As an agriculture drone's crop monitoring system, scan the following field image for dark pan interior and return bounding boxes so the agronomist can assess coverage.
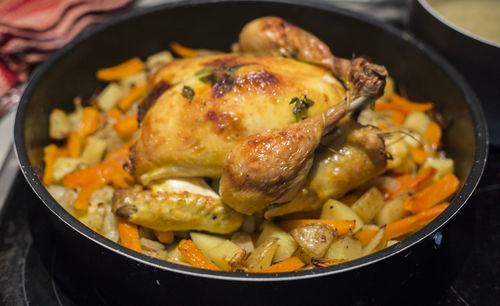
[14,0,487,303]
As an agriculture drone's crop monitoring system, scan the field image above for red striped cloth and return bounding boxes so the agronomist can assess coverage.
[0,0,133,101]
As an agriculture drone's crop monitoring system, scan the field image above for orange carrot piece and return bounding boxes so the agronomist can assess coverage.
[113,114,138,138]
[118,219,143,253]
[403,173,459,213]
[170,42,198,58]
[384,203,449,240]
[65,131,82,158]
[391,94,434,113]
[378,123,390,132]
[278,219,355,235]
[78,107,100,137]
[107,107,122,119]
[409,145,427,165]
[375,94,433,114]
[356,229,378,247]
[178,240,220,271]
[392,110,406,125]
[104,140,134,163]
[42,144,61,185]
[389,167,437,200]
[96,57,145,81]
[426,121,442,150]
[117,81,147,111]
[73,181,103,210]
[63,159,133,189]
[154,230,174,244]
[258,257,305,273]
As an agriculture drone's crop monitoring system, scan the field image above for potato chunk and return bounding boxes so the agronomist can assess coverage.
[325,236,362,260]
[245,238,279,272]
[291,223,336,260]
[321,199,364,233]
[256,221,298,262]
[351,187,385,223]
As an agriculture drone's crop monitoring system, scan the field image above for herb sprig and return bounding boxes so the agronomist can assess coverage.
[182,85,195,103]
[290,95,315,121]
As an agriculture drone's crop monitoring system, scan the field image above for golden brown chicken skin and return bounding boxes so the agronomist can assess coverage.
[131,54,346,184]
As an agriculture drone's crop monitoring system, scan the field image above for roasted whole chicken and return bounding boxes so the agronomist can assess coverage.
[113,17,388,233]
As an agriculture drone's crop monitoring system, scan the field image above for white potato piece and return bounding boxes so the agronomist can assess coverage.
[79,202,106,229]
[49,109,72,139]
[102,205,119,242]
[190,232,225,253]
[245,238,279,272]
[422,157,454,182]
[140,237,166,251]
[374,192,410,226]
[80,136,107,166]
[386,240,399,247]
[120,71,147,90]
[167,247,191,266]
[205,240,246,271]
[231,231,254,253]
[321,199,364,233]
[256,221,298,262]
[190,232,245,271]
[97,82,124,111]
[385,134,415,173]
[351,187,385,223]
[47,185,77,215]
[291,223,336,259]
[146,50,174,69]
[52,157,80,182]
[403,111,431,135]
[325,236,362,260]
[89,185,115,206]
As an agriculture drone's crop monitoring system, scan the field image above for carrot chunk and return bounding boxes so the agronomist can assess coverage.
[113,114,138,138]
[355,229,378,248]
[258,257,304,273]
[97,57,144,81]
[375,94,433,114]
[409,145,427,165]
[426,121,442,150]
[388,167,437,200]
[78,107,100,137]
[118,219,142,253]
[154,230,174,244]
[73,181,102,210]
[278,219,355,235]
[384,203,449,240]
[117,82,147,111]
[178,240,220,271]
[65,131,82,158]
[403,173,459,213]
[42,144,61,185]
[170,42,198,58]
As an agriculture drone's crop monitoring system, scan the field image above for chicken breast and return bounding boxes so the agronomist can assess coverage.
[130,54,346,184]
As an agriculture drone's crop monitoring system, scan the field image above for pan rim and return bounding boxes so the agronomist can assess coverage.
[13,0,488,281]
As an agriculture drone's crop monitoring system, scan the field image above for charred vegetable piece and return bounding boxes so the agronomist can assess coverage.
[256,221,298,262]
[291,223,336,260]
[245,238,279,272]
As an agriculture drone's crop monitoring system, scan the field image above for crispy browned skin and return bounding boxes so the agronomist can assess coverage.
[219,102,349,215]
[112,187,243,234]
[238,17,387,100]
[131,54,346,184]
[307,119,387,200]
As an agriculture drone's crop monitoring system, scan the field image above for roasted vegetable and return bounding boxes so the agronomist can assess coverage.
[245,238,279,272]
[256,221,298,262]
[291,223,336,261]
[320,199,364,233]
[351,187,385,223]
